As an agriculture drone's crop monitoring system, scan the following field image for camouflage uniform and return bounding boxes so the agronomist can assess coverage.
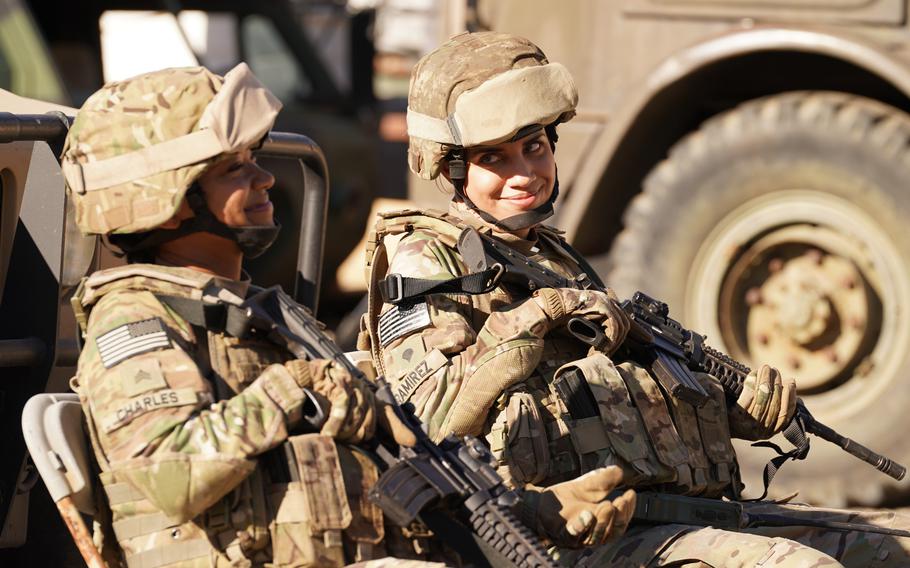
[73,264,432,567]
[362,202,910,567]
[63,65,447,568]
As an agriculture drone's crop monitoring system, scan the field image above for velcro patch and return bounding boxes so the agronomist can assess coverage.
[378,301,431,347]
[101,388,207,433]
[393,348,449,404]
[119,358,167,397]
[96,318,171,368]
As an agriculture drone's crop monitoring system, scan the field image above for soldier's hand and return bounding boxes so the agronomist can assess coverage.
[523,466,635,548]
[284,360,415,446]
[729,364,798,441]
[534,287,631,356]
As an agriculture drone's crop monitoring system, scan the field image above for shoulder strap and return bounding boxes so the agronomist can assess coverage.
[366,210,505,305]
[376,264,503,305]
[537,230,607,289]
[363,209,475,369]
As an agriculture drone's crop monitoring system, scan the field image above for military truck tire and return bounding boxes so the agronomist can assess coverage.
[603,91,910,506]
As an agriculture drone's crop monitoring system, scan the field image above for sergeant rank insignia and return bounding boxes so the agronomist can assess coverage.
[96,318,172,368]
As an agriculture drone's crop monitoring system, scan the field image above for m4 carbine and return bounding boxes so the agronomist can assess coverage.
[216,286,559,568]
[455,227,906,486]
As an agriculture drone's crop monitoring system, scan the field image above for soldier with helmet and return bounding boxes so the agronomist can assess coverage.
[63,62,636,567]
[362,31,910,566]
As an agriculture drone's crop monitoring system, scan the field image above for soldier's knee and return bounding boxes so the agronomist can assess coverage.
[655,527,845,568]
[752,537,843,568]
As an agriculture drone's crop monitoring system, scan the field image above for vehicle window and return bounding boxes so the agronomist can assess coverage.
[241,14,311,102]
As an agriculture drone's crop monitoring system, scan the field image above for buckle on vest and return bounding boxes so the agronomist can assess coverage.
[383,273,404,304]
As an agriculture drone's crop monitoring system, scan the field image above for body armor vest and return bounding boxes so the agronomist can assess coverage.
[365,210,741,498]
[73,265,387,567]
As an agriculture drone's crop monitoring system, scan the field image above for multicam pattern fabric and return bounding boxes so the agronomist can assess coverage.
[406,32,575,181]
[63,67,222,234]
[74,264,445,567]
[566,501,910,568]
[366,203,910,567]
[62,64,281,236]
[368,202,726,490]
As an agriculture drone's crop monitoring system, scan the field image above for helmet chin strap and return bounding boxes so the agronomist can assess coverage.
[448,125,560,232]
[110,184,281,260]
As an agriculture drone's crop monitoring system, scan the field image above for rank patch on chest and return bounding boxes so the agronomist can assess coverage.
[378,301,431,347]
[96,318,172,368]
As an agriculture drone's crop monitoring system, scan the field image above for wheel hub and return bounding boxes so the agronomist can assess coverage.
[728,231,872,390]
[687,190,909,421]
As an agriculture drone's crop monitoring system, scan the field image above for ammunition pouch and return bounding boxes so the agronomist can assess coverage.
[552,354,680,486]
[489,353,740,496]
[268,434,350,567]
[269,434,388,567]
[488,391,552,486]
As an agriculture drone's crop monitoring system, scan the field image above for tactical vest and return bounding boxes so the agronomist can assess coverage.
[364,210,742,498]
[72,265,387,567]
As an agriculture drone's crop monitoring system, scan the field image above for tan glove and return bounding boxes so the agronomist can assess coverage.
[534,287,631,356]
[728,364,798,441]
[284,359,416,446]
[521,466,636,548]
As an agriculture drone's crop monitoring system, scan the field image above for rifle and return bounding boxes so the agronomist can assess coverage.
[623,491,910,538]
[216,286,560,568]
[455,228,907,487]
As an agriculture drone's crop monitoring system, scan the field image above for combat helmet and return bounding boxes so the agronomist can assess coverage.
[407,31,578,230]
[61,63,283,258]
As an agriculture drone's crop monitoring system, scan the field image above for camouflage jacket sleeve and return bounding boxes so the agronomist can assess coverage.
[77,288,313,522]
[378,230,551,441]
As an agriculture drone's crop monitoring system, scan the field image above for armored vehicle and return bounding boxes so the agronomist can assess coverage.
[418,0,910,507]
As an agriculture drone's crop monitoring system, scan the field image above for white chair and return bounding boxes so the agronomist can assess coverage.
[21,393,106,568]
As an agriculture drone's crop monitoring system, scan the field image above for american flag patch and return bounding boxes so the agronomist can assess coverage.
[378,301,431,347]
[96,318,171,368]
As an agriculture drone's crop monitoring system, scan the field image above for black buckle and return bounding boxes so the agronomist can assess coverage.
[383,273,404,304]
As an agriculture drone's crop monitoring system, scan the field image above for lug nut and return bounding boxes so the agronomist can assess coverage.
[825,348,839,364]
[789,356,802,370]
[757,333,770,346]
[769,258,784,273]
[842,277,857,290]
[746,287,763,306]
[805,249,824,265]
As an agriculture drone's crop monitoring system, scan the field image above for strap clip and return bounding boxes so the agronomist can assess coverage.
[383,273,404,304]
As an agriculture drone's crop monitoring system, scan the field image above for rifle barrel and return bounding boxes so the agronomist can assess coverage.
[799,406,906,481]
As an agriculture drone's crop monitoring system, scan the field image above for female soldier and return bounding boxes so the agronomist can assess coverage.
[363,31,910,566]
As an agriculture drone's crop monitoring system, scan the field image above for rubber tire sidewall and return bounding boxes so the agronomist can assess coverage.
[601,92,910,506]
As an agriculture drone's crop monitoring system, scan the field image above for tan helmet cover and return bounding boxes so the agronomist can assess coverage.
[407,32,578,180]
[62,63,282,235]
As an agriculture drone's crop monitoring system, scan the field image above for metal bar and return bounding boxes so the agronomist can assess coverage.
[0,338,46,368]
[260,132,329,315]
[0,113,71,156]
[0,114,330,313]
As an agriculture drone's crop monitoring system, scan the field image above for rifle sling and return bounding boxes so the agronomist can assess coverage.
[378,267,502,305]
[156,294,254,339]
[748,416,811,501]
[629,491,910,538]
